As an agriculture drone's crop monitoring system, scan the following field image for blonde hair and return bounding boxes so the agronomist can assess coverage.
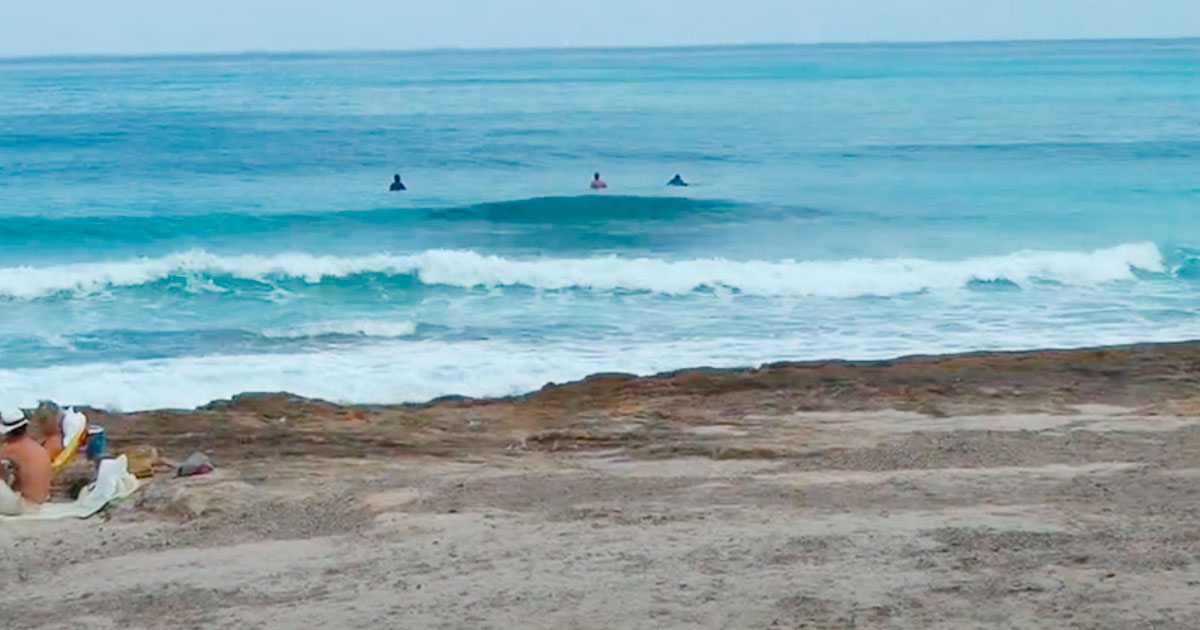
[31,400,62,435]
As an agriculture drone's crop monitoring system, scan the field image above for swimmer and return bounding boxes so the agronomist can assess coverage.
[667,174,688,187]
[0,408,51,514]
[590,172,608,190]
[389,174,406,192]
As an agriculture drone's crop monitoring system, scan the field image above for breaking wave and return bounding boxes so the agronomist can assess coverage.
[0,241,1167,301]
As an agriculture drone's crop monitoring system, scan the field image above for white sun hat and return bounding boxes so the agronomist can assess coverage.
[0,408,28,435]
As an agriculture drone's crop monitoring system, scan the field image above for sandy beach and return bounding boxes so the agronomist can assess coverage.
[5,341,1200,629]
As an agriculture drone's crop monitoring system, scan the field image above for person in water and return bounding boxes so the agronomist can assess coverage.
[0,408,51,515]
[591,172,608,190]
[389,174,406,191]
[667,174,688,187]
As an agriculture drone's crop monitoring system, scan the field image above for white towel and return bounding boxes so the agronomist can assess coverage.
[60,407,87,449]
[0,481,27,516]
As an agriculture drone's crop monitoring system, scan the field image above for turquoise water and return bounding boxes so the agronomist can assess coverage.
[1,39,1198,410]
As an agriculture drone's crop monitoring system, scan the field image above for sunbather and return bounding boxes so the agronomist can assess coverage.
[0,409,51,515]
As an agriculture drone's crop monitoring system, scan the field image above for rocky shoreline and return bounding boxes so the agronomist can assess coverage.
[5,340,1200,629]
[89,340,1200,462]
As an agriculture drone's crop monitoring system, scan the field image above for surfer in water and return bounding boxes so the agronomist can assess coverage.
[591,172,608,190]
[667,174,688,187]
[389,174,406,191]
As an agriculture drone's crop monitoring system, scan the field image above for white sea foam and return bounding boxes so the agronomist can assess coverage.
[259,320,418,339]
[0,242,1166,300]
[4,318,1199,412]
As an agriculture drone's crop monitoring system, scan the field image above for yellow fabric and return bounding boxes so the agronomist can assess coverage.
[50,429,85,472]
[50,410,88,472]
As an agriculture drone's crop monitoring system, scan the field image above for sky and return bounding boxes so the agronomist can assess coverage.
[1,0,1198,57]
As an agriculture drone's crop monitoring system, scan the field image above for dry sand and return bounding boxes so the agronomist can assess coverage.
[5,342,1200,629]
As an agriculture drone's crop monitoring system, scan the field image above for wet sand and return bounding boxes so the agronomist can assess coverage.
[5,341,1200,629]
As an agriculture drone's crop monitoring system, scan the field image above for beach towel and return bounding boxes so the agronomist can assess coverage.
[0,455,140,521]
[0,480,30,516]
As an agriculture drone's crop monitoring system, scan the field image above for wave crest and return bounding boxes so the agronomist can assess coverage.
[0,242,1166,300]
[0,196,760,245]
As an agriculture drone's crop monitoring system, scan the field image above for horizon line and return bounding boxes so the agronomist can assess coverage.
[1,34,1197,64]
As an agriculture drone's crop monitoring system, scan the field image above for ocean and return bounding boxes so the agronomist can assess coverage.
[1,39,1198,411]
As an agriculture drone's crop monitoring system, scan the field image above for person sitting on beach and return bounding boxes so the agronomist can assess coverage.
[389,174,406,192]
[590,172,608,190]
[667,174,688,187]
[0,408,51,515]
[32,400,87,464]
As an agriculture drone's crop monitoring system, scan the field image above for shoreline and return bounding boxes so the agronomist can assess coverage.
[89,339,1200,463]
[8,338,1200,628]
[107,337,1200,412]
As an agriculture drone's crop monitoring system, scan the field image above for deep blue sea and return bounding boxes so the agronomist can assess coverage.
[1,40,1198,410]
